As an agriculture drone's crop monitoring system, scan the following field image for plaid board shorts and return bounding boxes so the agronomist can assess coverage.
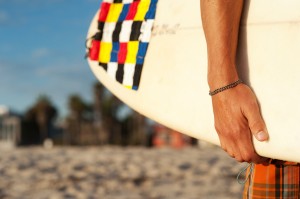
[243,162,300,199]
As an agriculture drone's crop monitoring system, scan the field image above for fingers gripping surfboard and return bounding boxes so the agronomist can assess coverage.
[86,0,300,162]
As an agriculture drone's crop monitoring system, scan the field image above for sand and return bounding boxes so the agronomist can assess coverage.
[0,145,247,199]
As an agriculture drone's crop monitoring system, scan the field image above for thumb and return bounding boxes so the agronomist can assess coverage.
[244,104,269,142]
[253,130,269,142]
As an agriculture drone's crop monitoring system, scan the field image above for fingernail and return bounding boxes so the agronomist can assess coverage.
[257,131,269,141]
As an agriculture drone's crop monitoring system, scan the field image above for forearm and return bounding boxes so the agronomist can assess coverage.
[200,0,269,163]
[200,0,244,90]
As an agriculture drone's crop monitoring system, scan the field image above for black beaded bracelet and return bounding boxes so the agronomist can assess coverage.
[209,79,243,96]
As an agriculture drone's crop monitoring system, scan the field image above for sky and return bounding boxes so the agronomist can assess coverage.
[0,0,103,117]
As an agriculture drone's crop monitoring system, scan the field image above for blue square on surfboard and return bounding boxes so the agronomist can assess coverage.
[145,0,158,19]
[118,4,130,22]
[110,42,120,62]
[132,86,138,90]
[136,42,148,65]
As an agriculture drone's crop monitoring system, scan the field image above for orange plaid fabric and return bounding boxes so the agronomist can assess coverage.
[243,162,300,199]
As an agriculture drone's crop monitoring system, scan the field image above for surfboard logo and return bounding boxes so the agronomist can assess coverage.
[86,0,158,90]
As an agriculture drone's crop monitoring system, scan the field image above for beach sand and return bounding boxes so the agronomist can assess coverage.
[0,145,247,199]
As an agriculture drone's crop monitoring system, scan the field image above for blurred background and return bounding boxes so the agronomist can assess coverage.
[0,1,245,198]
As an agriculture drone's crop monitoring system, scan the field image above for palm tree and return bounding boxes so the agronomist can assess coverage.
[93,82,109,144]
[66,94,88,145]
[68,94,87,120]
[131,111,146,145]
[92,82,147,145]
[25,95,57,143]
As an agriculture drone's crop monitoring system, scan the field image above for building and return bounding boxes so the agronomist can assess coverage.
[0,106,22,147]
[152,124,197,148]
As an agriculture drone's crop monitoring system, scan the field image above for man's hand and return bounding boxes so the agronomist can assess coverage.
[211,83,269,163]
[200,0,270,163]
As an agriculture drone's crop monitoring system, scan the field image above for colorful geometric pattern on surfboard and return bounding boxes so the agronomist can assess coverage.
[87,0,158,90]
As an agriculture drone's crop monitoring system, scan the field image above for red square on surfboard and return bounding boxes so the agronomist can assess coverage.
[98,3,111,22]
[118,43,128,64]
[89,40,100,61]
[126,1,140,20]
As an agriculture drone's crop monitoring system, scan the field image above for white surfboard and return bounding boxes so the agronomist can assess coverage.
[86,0,300,162]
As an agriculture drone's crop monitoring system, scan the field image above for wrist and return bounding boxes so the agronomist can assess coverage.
[208,70,239,91]
[206,57,239,89]
[209,79,243,96]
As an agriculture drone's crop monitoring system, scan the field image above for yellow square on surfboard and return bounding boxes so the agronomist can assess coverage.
[99,42,112,63]
[106,3,123,22]
[125,41,139,64]
[134,1,151,21]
